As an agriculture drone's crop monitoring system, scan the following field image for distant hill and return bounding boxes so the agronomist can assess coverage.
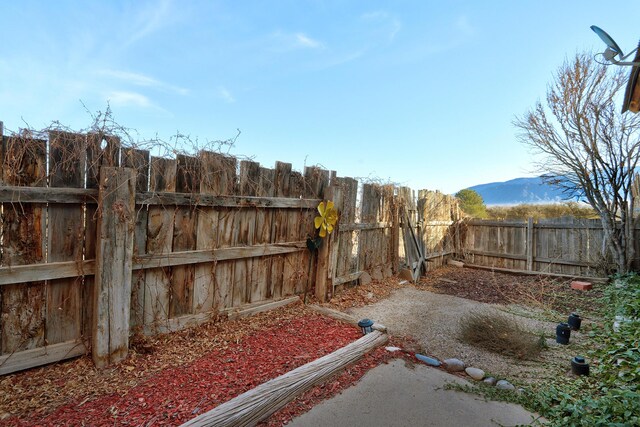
[465,177,573,206]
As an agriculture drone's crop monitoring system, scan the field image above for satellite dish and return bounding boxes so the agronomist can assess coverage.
[591,25,623,58]
[591,25,640,66]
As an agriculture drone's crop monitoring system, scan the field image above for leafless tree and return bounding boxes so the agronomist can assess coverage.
[514,52,640,274]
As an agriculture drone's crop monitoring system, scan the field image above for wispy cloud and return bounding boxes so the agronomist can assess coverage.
[98,69,188,95]
[361,10,402,42]
[218,86,235,103]
[107,91,154,108]
[361,10,388,20]
[295,33,324,49]
[126,0,174,46]
[269,31,325,52]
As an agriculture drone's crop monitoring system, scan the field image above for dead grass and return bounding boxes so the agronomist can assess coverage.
[458,311,546,360]
[420,266,604,316]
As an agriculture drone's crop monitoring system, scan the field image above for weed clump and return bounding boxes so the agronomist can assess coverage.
[458,311,546,360]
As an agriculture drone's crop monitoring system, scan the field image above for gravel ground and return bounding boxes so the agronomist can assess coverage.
[346,287,587,380]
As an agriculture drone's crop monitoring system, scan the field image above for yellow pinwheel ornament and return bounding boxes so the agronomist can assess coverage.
[314,201,338,238]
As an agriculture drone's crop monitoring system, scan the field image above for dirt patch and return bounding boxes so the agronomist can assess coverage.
[418,267,603,315]
[336,267,604,382]
[319,276,412,310]
[320,267,603,317]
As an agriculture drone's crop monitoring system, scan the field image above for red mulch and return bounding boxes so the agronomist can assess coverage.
[1,314,369,426]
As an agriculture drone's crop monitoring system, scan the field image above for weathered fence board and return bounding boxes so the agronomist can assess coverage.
[334,177,358,285]
[46,131,85,346]
[211,153,238,311]
[270,161,291,299]
[251,166,275,302]
[170,155,199,317]
[192,155,217,314]
[0,136,47,354]
[124,148,150,328]
[143,157,176,330]
[92,167,136,367]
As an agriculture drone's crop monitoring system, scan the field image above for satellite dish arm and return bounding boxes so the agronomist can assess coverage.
[608,48,640,66]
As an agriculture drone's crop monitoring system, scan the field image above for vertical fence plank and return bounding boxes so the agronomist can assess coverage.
[283,171,304,295]
[359,184,374,272]
[170,154,199,317]
[270,162,291,299]
[92,167,135,367]
[143,157,176,330]
[46,131,86,346]
[303,167,329,295]
[335,178,358,283]
[239,160,260,303]
[526,217,534,271]
[327,180,343,296]
[192,152,219,314]
[203,152,237,310]
[255,167,275,301]
[315,184,334,302]
[390,186,400,274]
[0,136,47,354]
[123,148,150,328]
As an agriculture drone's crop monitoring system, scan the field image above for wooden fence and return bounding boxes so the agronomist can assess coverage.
[7,123,626,375]
[0,125,414,374]
[458,217,625,277]
[329,182,398,292]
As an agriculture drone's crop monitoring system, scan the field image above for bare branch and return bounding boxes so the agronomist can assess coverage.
[514,52,640,273]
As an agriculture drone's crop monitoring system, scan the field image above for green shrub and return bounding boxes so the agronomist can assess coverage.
[525,274,640,426]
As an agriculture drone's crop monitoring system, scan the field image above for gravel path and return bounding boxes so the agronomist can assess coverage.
[346,287,583,379]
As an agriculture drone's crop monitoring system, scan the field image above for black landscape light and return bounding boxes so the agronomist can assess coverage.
[568,313,582,331]
[357,318,374,335]
[571,356,590,376]
[556,322,571,345]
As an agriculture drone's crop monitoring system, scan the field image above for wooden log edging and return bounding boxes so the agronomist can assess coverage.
[462,263,608,284]
[181,330,388,427]
[306,305,387,333]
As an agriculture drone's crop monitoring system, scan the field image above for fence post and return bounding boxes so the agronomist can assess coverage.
[327,181,343,298]
[391,187,400,274]
[92,166,136,368]
[526,217,534,271]
[315,185,336,302]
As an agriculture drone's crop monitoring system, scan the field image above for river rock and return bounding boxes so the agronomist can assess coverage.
[384,265,393,278]
[415,354,441,367]
[443,358,465,372]
[359,271,372,285]
[483,377,497,386]
[464,367,485,380]
[496,380,515,390]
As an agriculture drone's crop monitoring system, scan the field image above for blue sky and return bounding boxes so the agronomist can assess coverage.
[2,1,640,194]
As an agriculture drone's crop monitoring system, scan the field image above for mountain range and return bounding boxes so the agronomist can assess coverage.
[465,176,574,206]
